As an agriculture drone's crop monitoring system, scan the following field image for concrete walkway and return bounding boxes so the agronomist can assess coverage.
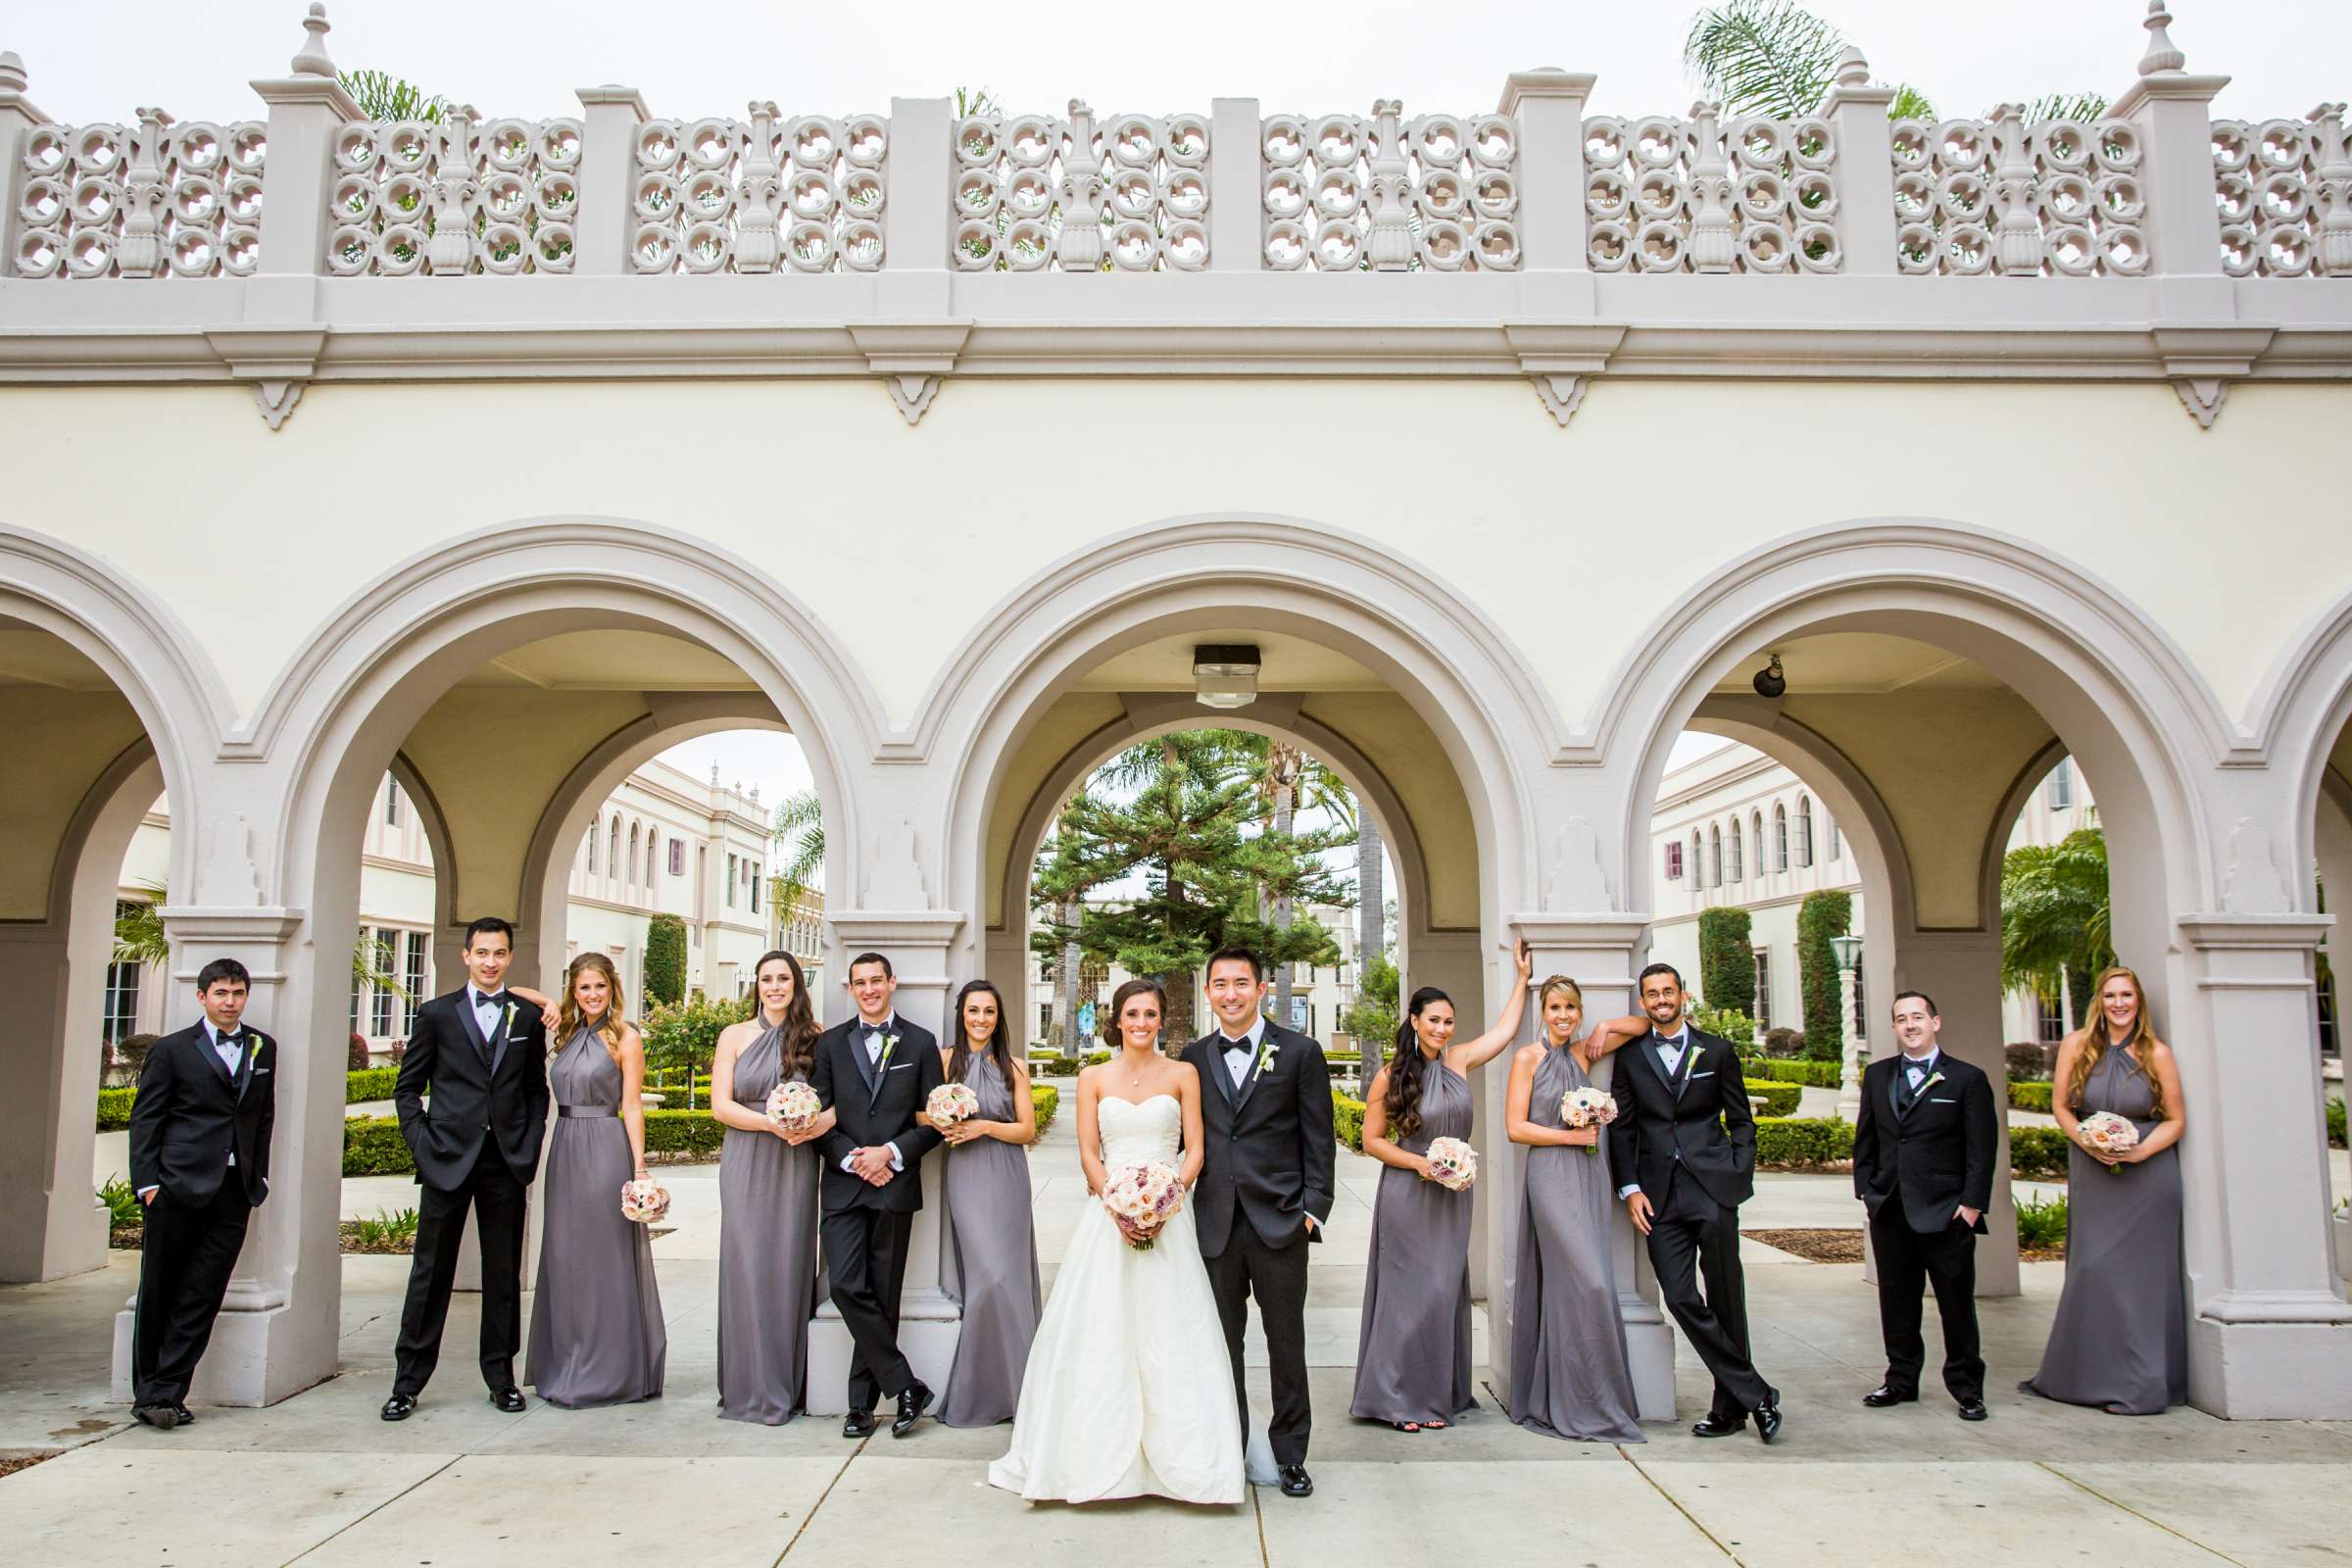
[13,1112,2351,1567]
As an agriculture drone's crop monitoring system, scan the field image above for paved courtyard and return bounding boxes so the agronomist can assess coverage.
[8,1111,2350,1567]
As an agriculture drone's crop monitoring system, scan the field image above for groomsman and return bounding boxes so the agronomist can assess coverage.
[1608,963,1783,1443]
[127,959,276,1429]
[1853,991,1997,1420]
[382,917,550,1420]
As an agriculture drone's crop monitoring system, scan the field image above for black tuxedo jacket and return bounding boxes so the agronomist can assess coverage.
[811,1015,945,1214]
[128,1023,275,1205]
[393,988,550,1190]
[1853,1052,1997,1235]
[1181,1021,1338,1256]
[1605,1025,1756,1210]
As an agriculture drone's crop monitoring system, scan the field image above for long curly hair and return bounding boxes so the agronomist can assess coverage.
[948,978,1015,1087]
[751,949,821,1084]
[556,952,626,1066]
[2067,963,2167,1120]
[1384,986,1451,1143]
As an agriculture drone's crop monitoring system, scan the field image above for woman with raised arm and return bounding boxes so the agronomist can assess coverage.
[1501,975,1651,1441]
[1349,940,1533,1433]
[928,979,1043,1427]
[522,953,666,1408]
[711,950,833,1424]
[2022,964,2188,1415]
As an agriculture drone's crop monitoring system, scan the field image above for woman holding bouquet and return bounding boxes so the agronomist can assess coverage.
[1500,976,1651,1441]
[926,979,1042,1427]
[2022,964,2188,1415]
[1350,941,1533,1432]
[710,949,832,1424]
[524,953,666,1408]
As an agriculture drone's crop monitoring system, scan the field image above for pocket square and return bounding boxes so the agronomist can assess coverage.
[886,1061,912,1071]
[1929,1096,1954,1102]
[254,1067,271,1075]
[1689,1070,1715,1079]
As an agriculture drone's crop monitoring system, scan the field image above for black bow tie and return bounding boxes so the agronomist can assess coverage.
[1904,1059,1933,1076]
[216,1032,242,1047]
[1221,1037,1252,1052]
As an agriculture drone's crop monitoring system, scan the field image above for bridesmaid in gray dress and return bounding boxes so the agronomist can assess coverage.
[711,949,834,1424]
[925,980,1042,1427]
[525,953,665,1408]
[1501,975,1651,1442]
[1351,944,1531,1431]
[2023,964,2189,1415]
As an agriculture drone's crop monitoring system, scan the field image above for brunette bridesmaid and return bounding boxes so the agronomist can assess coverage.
[710,949,833,1424]
[1501,976,1650,1441]
[1350,940,1532,1432]
[925,979,1043,1427]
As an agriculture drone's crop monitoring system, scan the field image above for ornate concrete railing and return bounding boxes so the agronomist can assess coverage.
[15,104,266,279]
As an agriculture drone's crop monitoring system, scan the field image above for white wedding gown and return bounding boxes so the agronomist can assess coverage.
[988,1094,1245,1504]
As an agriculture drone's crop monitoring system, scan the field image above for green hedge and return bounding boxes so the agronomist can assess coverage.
[1754,1116,1856,1167]
[96,1087,135,1131]
[1744,1080,1802,1117]
[1031,1084,1059,1135]
[1741,1058,1840,1088]
[1795,890,1851,1060]
[2328,1098,2346,1149]
[102,1067,402,1130]
[2009,1080,2055,1113]
[1334,1094,1365,1153]
[342,1116,413,1176]
[2010,1125,2071,1180]
[1697,906,1755,1020]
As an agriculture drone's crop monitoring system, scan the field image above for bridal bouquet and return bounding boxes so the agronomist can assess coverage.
[619,1177,671,1224]
[1559,1086,1618,1155]
[2077,1110,2140,1173]
[767,1080,821,1132]
[926,1082,981,1128]
[1424,1136,1478,1192]
[1102,1161,1184,1250]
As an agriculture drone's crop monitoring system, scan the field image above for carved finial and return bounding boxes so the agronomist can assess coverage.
[1067,98,1092,122]
[2138,1,2185,76]
[710,761,720,784]
[0,52,27,96]
[291,3,335,77]
[1371,97,1402,119]
[1833,47,1869,88]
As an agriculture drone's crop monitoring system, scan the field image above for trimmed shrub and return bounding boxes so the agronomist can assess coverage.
[1741,1058,1840,1088]
[1760,1027,1806,1059]
[2008,1080,2054,1113]
[1753,1116,1856,1168]
[643,995,753,1082]
[96,1087,136,1131]
[643,913,688,1007]
[1795,890,1851,1060]
[347,1067,398,1102]
[342,1116,414,1176]
[1696,906,1755,1020]
[2009,1125,2071,1180]
[348,1032,372,1071]
[1031,1084,1059,1135]
[1743,1079,1802,1117]
[1333,1094,1366,1153]
[2006,1041,2054,1082]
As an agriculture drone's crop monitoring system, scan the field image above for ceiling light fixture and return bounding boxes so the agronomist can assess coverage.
[1193,643,1261,710]
[1752,653,1787,699]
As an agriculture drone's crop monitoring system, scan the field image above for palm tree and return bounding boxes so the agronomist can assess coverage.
[2000,827,2112,1022]
[769,788,825,911]
[338,70,454,124]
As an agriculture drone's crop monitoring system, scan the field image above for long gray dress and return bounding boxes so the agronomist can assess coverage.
[2022,1045,2187,1414]
[1504,1044,1644,1442]
[716,1025,823,1424]
[1350,1055,1476,1426]
[525,1020,666,1408]
[938,1053,1044,1427]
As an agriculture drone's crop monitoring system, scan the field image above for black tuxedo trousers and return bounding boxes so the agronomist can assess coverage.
[132,1183,252,1406]
[1649,1166,1772,1421]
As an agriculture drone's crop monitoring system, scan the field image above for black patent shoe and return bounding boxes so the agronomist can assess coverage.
[1862,1386,1917,1408]
[1753,1396,1785,1445]
[842,1409,875,1440]
[1690,1413,1745,1438]
[892,1381,933,1438]
[379,1394,417,1422]
[1278,1465,1313,1497]
[172,1403,195,1426]
[1957,1397,1989,1422]
[489,1386,526,1413]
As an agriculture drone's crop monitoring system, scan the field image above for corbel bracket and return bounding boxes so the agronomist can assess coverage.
[203,325,328,430]
[2152,324,2275,430]
[848,321,974,426]
[1503,321,1626,427]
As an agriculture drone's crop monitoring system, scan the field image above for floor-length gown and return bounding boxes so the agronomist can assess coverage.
[715,1025,823,1424]
[989,1094,1244,1503]
[1350,1057,1476,1426]
[939,1054,1043,1428]
[524,1021,666,1408]
[2022,1046,2187,1414]
[1503,1044,1643,1442]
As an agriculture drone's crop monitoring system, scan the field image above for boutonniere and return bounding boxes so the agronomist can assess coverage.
[1920,1069,1945,1094]
[502,1002,517,1035]
[1254,1036,1280,1075]
[877,1034,900,1070]
[247,1036,266,1065]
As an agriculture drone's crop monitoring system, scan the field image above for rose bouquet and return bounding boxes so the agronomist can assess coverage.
[1560,1086,1619,1155]
[619,1177,671,1224]
[1102,1160,1185,1250]
[766,1080,821,1132]
[1424,1136,1478,1191]
[926,1082,981,1129]
[2077,1110,2140,1174]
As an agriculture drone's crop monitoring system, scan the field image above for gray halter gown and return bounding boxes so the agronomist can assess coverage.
[1503,1043,1643,1441]
[716,1024,824,1424]
[524,1019,666,1408]
[2022,1044,2187,1414]
[1350,1055,1476,1426]
[937,1052,1044,1427]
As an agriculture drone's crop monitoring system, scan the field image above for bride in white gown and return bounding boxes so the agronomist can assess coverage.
[989,979,1245,1505]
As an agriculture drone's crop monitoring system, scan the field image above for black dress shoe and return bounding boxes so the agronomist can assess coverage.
[489,1386,526,1413]
[379,1394,417,1422]
[1753,1397,1785,1446]
[892,1381,933,1438]
[1862,1386,1918,1408]
[1277,1465,1313,1498]
[133,1402,178,1431]
[842,1409,875,1440]
[1957,1396,1989,1422]
[1690,1413,1745,1438]
[173,1403,195,1426]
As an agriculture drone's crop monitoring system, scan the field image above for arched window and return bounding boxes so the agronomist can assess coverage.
[1829,817,1842,861]
[1750,811,1764,874]
[1709,824,1723,887]
[1728,817,1743,882]
[1795,795,1814,866]
[1690,833,1704,889]
[586,818,599,874]
[1773,803,1789,872]
[608,817,621,882]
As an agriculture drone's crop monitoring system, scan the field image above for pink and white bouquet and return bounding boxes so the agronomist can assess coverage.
[2077,1110,2140,1174]
[926,1082,981,1129]
[1424,1136,1478,1192]
[766,1080,821,1132]
[1560,1086,1619,1155]
[1102,1161,1185,1250]
[619,1177,671,1224]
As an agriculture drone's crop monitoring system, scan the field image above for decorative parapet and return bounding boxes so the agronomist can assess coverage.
[629,108,885,273]
[951,103,1207,271]
[326,108,580,274]
[1260,103,1520,270]
[1583,106,1838,272]
[1890,114,2148,276]
[15,108,266,278]
[2215,108,2352,278]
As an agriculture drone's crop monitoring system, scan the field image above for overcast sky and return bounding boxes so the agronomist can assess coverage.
[12,1,2341,127]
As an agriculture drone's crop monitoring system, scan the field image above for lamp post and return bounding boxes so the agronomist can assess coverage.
[1830,933,1864,1121]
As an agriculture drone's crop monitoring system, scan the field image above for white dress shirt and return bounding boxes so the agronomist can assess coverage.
[136,1020,246,1200]
[843,1014,906,1174]
[468,984,505,1039]
[1215,1015,1267,1091]
[1619,1025,1693,1200]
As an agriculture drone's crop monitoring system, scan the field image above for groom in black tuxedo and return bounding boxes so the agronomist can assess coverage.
[1182,946,1337,1499]
[382,916,550,1420]
[1854,990,1997,1420]
[811,951,945,1439]
[127,958,275,1429]
[1608,962,1783,1444]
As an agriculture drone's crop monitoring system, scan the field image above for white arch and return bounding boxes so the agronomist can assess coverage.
[2252,586,2352,906]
